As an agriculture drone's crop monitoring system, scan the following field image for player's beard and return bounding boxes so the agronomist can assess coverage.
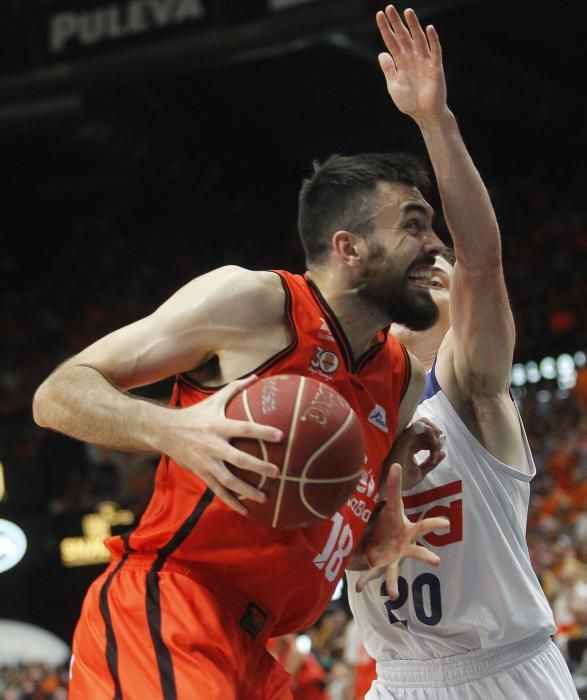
[357,245,439,331]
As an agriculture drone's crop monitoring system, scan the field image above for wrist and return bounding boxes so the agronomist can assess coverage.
[137,399,174,454]
[414,107,456,133]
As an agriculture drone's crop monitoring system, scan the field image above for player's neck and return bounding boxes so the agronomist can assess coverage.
[391,323,448,373]
[307,270,387,360]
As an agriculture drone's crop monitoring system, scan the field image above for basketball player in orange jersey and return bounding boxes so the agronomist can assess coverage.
[346,6,578,699]
[32,43,451,700]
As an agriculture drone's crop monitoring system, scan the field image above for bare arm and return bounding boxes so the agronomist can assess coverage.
[33,266,286,512]
[395,350,424,436]
[377,7,524,467]
[377,6,514,395]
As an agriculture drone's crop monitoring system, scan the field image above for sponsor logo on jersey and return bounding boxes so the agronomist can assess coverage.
[368,404,388,433]
[239,602,268,638]
[318,317,335,343]
[308,345,340,380]
[347,469,376,522]
[403,480,463,546]
[355,469,377,499]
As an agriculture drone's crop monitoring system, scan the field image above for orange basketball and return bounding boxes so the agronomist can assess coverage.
[225,374,365,528]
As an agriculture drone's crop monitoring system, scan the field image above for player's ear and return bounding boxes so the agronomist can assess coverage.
[332,230,365,268]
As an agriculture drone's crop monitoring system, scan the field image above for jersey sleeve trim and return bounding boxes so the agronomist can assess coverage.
[420,357,442,403]
[176,272,298,392]
[430,391,536,482]
[399,343,412,402]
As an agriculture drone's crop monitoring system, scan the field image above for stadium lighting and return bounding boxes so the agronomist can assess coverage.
[0,519,27,574]
[510,351,583,388]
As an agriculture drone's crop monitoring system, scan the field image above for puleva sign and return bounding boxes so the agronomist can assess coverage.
[48,0,205,54]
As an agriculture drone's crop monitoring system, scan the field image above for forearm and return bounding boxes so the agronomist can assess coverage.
[33,364,169,452]
[418,110,502,269]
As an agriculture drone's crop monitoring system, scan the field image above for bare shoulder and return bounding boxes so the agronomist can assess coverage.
[156,265,286,329]
[59,266,288,390]
[435,329,529,471]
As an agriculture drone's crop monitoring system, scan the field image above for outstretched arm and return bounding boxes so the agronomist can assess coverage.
[376,7,524,467]
[33,266,285,513]
[376,6,515,395]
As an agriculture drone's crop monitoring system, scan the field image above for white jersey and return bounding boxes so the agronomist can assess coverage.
[347,367,556,662]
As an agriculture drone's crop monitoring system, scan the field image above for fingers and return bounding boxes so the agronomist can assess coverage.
[356,564,385,593]
[427,25,442,66]
[378,52,397,79]
[193,457,269,504]
[224,444,279,479]
[412,417,443,443]
[413,416,442,436]
[414,515,450,539]
[417,449,446,478]
[377,5,434,58]
[384,559,401,599]
[376,11,401,58]
[202,473,249,516]
[216,374,259,407]
[385,462,404,518]
[411,419,445,472]
[217,376,284,444]
[403,8,430,56]
[387,461,403,496]
[354,561,402,600]
[222,417,283,444]
[384,5,412,51]
[403,543,441,567]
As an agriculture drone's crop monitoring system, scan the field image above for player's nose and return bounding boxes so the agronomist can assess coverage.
[423,229,445,257]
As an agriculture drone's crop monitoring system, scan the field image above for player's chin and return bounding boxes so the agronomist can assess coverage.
[402,297,439,332]
[404,280,434,306]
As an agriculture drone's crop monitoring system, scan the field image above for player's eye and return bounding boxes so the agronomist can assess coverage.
[406,219,423,232]
[429,280,443,288]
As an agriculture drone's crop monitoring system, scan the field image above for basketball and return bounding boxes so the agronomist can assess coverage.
[225,374,365,528]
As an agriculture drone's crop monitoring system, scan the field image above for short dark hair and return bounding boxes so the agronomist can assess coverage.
[298,152,431,265]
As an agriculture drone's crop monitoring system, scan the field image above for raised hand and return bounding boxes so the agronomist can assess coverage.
[376,5,447,123]
[159,374,283,515]
[355,463,448,598]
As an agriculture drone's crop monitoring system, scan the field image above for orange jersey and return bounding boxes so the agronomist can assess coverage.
[107,271,410,636]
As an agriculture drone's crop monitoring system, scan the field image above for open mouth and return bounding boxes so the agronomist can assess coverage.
[406,265,433,289]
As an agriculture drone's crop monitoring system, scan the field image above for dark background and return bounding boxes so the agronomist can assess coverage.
[0,0,585,646]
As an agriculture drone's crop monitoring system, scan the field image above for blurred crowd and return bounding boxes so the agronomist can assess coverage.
[0,663,68,700]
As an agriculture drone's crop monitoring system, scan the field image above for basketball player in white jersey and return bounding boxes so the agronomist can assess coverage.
[346,6,579,699]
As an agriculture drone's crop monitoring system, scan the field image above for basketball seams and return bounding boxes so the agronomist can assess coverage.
[272,376,306,528]
[225,374,365,528]
[281,473,362,484]
[298,408,362,519]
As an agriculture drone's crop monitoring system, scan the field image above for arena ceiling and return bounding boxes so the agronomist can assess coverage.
[0,0,584,207]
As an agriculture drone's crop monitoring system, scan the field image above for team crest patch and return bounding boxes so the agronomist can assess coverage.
[309,345,339,380]
[240,602,268,638]
[368,404,388,433]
